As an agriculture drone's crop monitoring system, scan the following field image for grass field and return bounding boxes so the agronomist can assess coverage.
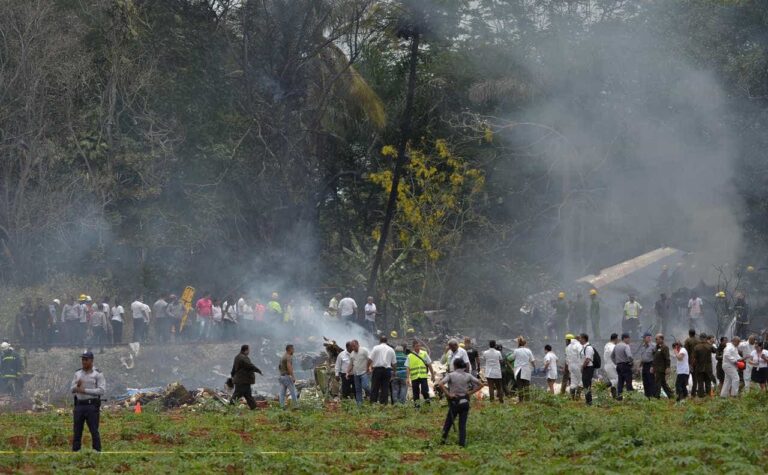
[0,388,767,474]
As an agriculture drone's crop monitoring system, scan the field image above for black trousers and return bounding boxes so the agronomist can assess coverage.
[654,370,674,399]
[370,367,390,404]
[442,399,470,447]
[230,384,256,409]
[617,362,633,398]
[412,378,430,403]
[487,378,504,402]
[642,362,655,398]
[340,374,355,399]
[582,366,595,405]
[133,319,146,342]
[515,373,530,402]
[72,403,101,451]
[112,320,123,343]
[676,374,689,401]
[694,372,711,398]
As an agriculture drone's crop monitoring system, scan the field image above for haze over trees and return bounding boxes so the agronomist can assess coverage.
[1,0,767,328]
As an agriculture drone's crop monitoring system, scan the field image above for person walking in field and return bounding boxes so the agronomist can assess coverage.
[230,344,262,410]
[347,340,371,406]
[565,333,583,399]
[612,333,634,399]
[622,295,642,339]
[750,341,768,391]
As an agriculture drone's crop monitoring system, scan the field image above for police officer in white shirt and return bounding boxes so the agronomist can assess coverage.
[71,351,106,451]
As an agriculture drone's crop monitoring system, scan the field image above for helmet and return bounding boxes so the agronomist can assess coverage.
[390,331,398,338]
[558,292,566,299]
[715,291,726,299]
[589,289,598,296]
[747,266,755,273]
[0,342,9,351]
[271,292,279,299]
[86,295,92,302]
[736,360,746,370]
[407,328,415,334]
[459,343,465,348]
[53,299,61,305]
[565,333,575,340]
[78,294,87,301]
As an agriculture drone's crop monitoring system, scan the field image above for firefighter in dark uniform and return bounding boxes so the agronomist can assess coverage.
[71,351,105,452]
[0,342,22,395]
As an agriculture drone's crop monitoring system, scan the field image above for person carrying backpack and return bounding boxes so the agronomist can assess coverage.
[580,333,599,406]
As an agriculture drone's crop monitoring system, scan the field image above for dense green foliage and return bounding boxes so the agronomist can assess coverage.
[2,0,767,328]
[1,391,767,472]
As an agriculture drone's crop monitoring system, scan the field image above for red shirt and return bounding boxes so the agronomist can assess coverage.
[195,298,212,318]
[254,304,266,322]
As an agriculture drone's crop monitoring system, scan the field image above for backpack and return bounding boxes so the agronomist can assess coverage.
[589,344,602,369]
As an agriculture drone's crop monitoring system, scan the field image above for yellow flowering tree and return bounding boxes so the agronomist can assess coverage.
[369,139,485,286]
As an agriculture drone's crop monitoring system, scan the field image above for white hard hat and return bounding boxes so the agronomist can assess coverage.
[53,299,61,305]
[0,342,10,351]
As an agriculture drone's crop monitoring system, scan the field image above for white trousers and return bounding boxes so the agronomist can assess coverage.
[603,363,619,387]
[568,364,583,391]
[720,365,739,397]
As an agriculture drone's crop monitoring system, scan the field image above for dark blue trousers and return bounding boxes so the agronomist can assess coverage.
[73,403,101,451]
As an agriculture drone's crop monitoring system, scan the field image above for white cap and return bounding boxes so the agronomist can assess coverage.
[0,342,10,351]
[53,299,61,305]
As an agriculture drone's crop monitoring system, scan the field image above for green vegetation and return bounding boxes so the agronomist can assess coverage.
[1,390,767,473]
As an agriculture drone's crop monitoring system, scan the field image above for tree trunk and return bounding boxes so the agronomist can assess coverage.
[367,32,420,296]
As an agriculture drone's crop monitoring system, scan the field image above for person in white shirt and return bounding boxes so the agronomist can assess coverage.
[446,340,471,373]
[369,336,396,404]
[623,295,643,339]
[327,293,341,318]
[749,340,768,391]
[364,297,377,334]
[603,333,619,398]
[673,341,690,401]
[738,335,756,391]
[130,299,151,343]
[346,340,371,405]
[513,336,535,401]
[579,333,596,405]
[335,342,355,399]
[110,300,125,344]
[687,292,703,332]
[543,344,558,394]
[565,333,584,398]
[338,293,358,321]
[721,337,744,398]
[483,340,504,402]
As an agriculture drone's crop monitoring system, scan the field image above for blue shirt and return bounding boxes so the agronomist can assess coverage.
[395,351,408,379]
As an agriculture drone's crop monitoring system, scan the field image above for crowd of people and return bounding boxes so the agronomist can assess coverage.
[525,286,757,345]
[10,290,376,348]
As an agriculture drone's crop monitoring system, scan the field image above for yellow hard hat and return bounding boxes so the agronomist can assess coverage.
[589,289,598,296]
[78,294,87,301]
[565,333,575,340]
[390,331,398,338]
[459,343,465,348]
[715,291,726,298]
[747,265,755,273]
[407,328,415,334]
[558,292,566,299]
[271,292,279,299]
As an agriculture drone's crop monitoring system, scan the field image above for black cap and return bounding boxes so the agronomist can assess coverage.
[81,351,94,359]
[621,333,630,339]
